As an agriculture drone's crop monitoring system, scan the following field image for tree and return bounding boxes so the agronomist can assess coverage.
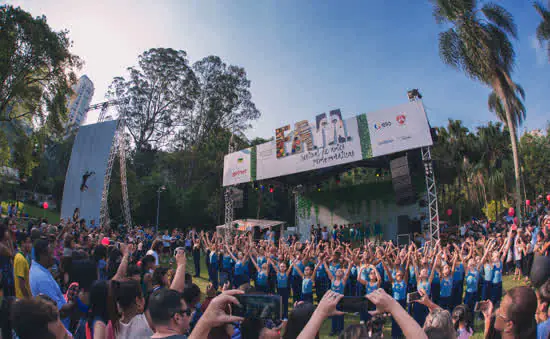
[488,83,526,134]
[108,48,199,151]
[176,56,261,150]
[431,0,524,222]
[0,5,81,124]
[534,1,550,62]
[0,129,10,167]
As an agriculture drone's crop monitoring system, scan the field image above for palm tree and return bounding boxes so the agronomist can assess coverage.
[534,1,550,61]
[488,83,526,135]
[431,0,524,222]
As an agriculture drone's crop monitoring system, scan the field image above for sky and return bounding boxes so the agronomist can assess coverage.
[7,0,550,139]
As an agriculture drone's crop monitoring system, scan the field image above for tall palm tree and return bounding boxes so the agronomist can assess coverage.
[488,82,526,139]
[431,0,524,222]
[534,1,550,61]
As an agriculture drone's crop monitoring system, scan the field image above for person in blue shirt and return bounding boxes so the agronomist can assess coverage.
[451,244,466,308]
[290,254,305,303]
[268,257,293,319]
[323,257,352,337]
[291,260,322,304]
[207,245,219,290]
[383,256,410,338]
[315,255,329,301]
[489,233,513,308]
[226,248,249,288]
[251,256,270,293]
[357,264,381,323]
[436,254,458,311]
[413,252,438,327]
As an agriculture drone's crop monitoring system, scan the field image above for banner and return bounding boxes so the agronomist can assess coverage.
[223,148,252,186]
[223,101,432,186]
[366,101,433,157]
[257,109,364,180]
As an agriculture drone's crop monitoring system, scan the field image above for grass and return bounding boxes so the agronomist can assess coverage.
[166,254,527,338]
[1,201,60,223]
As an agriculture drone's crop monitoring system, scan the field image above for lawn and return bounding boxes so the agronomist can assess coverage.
[1,201,60,223]
[169,254,527,338]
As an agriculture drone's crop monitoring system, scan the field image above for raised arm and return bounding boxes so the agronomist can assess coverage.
[170,248,187,293]
[291,261,305,279]
[112,243,133,281]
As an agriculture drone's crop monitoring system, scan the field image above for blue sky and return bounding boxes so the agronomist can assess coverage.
[8,0,550,139]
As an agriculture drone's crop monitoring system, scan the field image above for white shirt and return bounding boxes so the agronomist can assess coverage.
[146,249,159,266]
[117,313,153,339]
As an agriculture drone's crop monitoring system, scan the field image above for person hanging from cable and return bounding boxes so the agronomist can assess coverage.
[80,171,95,192]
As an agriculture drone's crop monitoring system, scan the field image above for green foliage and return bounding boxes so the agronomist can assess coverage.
[534,1,550,62]
[483,200,510,221]
[0,5,81,124]
[12,134,38,178]
[0,129,10,167]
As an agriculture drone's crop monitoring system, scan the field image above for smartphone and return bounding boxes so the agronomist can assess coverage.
[475,301,488,313]
[174,247,185,256]
[338,297,370,313]
[233,294,282,321]
[407,292,422,304]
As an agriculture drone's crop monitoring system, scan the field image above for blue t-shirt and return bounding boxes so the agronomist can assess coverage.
[209,252,218,268]
[316,263,326,278]
[257,271,268,286]
[492,263,502,284]
[235,261,244,275]
[331,280,345,294]
[360,267,370,282]
[222,255,233,270]
[484,263,493,282]
[465,270,479,293]
[302,278,313,294]
[537,318,550,339]
[453,263,464,282]
[277,272,288,288]
[440,277,453,297]
[329,263,340,277]
[418,280,431,296]
[366,282,378,294]
[392,281,407,301]
[409,266,416,285]
[257,256,267,267]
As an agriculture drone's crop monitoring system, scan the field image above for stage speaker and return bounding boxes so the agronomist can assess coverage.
[410,219,421,234]
[390,154,416,205]
[397,215,410,234]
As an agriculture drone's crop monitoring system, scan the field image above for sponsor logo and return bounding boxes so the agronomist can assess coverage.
[237,158,244,163]
[373,121,392,130]
[378,139,394,145]
[232,169,248,177]
[396,114,406,125]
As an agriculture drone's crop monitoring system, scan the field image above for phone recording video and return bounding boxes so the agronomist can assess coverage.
[337,296,370,314]
[407,292,422,304]
[233,294,282,321]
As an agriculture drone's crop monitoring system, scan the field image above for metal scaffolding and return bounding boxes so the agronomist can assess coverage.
[97,108,132,229]
[224,135,236,242]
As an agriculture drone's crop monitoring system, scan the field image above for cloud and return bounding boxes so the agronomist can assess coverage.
[530,35,548,66]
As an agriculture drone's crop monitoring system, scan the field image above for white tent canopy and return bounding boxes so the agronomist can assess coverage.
[216,219,285,232]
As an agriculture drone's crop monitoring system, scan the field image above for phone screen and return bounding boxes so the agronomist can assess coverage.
[407,292,422,304]
[233,294,282,321]
[337,297,370,314]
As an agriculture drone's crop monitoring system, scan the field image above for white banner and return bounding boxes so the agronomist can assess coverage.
[256,111,363,180]
[367,101,433,157]
[222,148,252,186]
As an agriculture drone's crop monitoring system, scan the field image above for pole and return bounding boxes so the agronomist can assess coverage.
[156,189,160,235]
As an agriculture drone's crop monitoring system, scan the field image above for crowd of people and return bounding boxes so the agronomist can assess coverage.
[0,201,549,339]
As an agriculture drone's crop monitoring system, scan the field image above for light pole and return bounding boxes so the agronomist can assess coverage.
[156,185,166,235]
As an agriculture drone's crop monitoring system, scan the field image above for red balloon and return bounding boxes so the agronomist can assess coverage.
[43,202,49,210]
[526,200,531,206]
[508,207,515,217]
[446,209,452,216]
[514,217,518,225]
[547,195,550,202]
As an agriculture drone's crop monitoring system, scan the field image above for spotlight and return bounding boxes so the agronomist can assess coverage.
[376,168,382,177]
[260,185,265,191]
[335,175,340,184]
[253,182,259,191]
[269,185,274,193]
[317,183,322,192]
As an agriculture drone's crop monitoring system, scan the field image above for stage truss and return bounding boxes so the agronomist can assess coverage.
[98,114,132,229]
[224,136,236,242]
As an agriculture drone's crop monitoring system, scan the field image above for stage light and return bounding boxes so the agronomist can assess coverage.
[335,175,340,184]
[253,182,259,190]
[260,185,265,191]
[269,185,274,193]
[376,168,382,177]
[316,183,322,192]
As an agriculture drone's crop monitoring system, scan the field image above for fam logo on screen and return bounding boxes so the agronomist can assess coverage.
[275,109,352,158]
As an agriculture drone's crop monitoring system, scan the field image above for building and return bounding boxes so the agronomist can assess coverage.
[66,75,94,132]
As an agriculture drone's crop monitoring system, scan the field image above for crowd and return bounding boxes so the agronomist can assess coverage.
[0,201,549,339]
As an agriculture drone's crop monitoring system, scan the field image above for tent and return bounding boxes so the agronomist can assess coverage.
[216,219,285,233]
